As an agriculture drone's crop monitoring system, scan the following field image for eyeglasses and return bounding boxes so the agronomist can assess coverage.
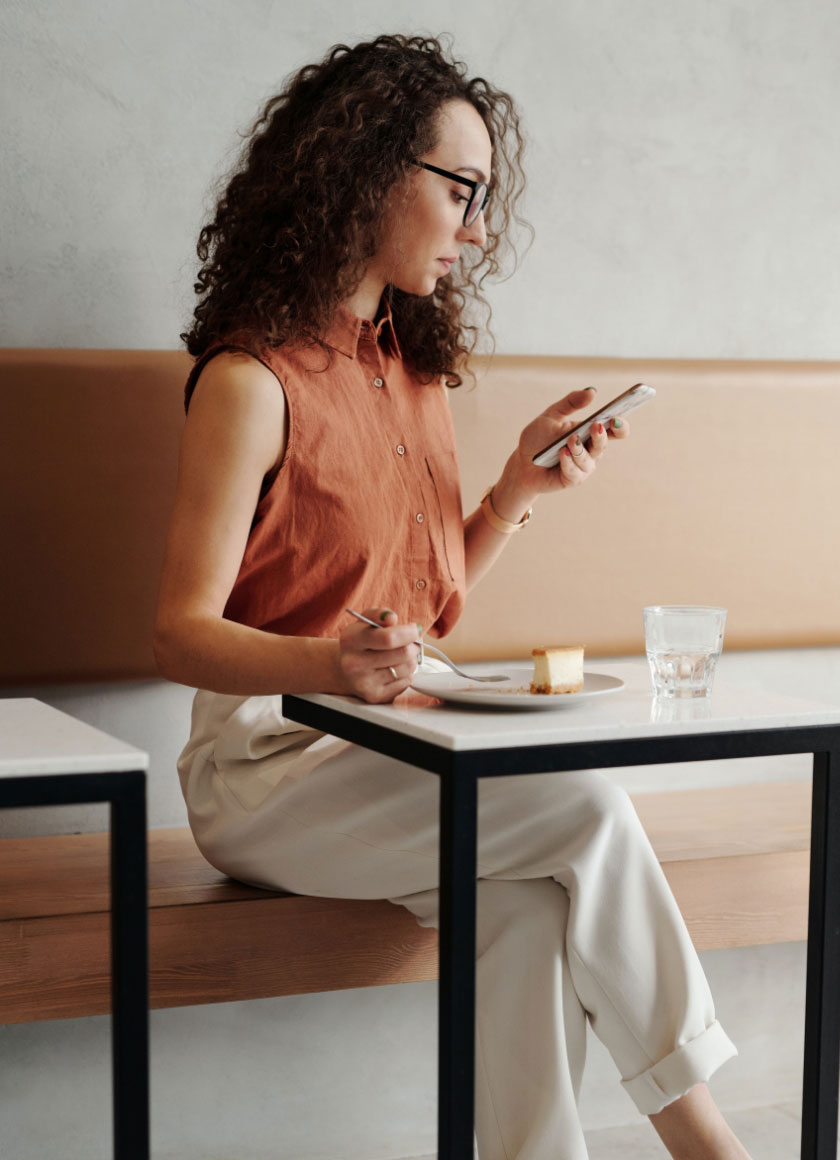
[414,161,490,227]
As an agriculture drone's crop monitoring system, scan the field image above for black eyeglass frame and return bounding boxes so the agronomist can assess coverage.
[413,161,490,227]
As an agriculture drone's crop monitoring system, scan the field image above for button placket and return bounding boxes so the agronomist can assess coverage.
[359,336,387,391]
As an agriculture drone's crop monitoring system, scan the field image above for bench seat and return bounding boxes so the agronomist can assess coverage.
[0,780,810,1024]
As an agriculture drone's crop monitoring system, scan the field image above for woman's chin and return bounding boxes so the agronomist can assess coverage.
[392,278,439,299]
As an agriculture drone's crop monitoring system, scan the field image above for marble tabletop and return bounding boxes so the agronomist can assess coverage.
[0,697,149,776]
[288,656,840,752]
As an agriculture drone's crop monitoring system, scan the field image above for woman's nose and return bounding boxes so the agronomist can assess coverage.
[459,209,487,248]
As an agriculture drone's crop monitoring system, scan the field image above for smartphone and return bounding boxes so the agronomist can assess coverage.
[531,382,656,468]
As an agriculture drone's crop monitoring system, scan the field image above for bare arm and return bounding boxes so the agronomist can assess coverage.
[153,353,418,701]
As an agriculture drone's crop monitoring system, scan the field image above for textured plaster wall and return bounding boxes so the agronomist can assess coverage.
[2,0,839,357]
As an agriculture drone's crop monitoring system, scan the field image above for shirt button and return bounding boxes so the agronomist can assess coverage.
[416,513,424,524]
[396,444,406,456]
[415,579,427,590]
[373,376,384,388]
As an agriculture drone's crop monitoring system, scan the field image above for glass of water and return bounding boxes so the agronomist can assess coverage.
[643,606,727,699]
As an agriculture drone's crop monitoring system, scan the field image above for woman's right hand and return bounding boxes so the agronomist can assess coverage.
[338,608,421,703]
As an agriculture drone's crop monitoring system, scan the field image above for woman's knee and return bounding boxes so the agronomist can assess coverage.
[391,877,569,946]
[561,769,642,839]
[475,877,569,956]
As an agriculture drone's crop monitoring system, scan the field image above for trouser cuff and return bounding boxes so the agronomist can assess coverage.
[621,1020,738,1115]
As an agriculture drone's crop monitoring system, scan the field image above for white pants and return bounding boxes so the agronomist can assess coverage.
[178,689,737,1160]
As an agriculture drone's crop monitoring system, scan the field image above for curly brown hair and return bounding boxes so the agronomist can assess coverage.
[181,34,530,386]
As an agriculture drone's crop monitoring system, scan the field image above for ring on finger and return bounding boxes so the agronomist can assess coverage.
[570,440,585,458]
[388,666,399,680]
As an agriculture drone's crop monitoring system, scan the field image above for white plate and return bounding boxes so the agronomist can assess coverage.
[411,665,625,710]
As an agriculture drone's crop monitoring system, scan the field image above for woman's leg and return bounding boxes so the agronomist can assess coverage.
[472,770,739,1116]
[180,699,742,1156]
[649,1083,752,1160]
[399,877,589,1160]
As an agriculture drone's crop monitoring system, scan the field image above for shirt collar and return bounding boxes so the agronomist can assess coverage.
[323,295,402,361]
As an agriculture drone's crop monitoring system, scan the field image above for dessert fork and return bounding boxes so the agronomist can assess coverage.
[346,609,510,682]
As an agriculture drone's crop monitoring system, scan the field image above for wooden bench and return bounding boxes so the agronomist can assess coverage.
[0,780,811,1024]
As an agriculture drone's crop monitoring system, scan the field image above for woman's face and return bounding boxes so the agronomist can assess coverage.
[372,99,493,297]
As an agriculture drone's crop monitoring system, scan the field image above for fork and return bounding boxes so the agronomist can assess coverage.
[346,609,510,682]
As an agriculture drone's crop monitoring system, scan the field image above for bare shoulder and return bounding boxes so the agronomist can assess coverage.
[190,350,286,415]
[186,350,288,473]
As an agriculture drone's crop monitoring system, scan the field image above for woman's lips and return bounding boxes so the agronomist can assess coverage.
[438,258,455,271]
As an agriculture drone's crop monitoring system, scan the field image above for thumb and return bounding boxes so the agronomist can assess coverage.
[361,607,397,626]
[548,386,597,418]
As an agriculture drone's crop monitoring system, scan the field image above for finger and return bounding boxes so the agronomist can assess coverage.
[567,434,594,471]
[369,643,420,671]
[544,385,597,419]
[360,671,413,703]
[363,661,414,704]
[362,606,398,627]
[586,421,609,461]
[381,660,415,684]
[341,607,396,643]
[607,416,630,439]
[559,443,587,484]
[356,608,418,650]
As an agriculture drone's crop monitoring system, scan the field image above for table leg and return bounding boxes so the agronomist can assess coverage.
[801,747,840,1160]
[110,776,149,1160]
[438,767,478,1160]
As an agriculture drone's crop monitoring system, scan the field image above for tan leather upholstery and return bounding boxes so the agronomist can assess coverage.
[1,350,190,683]
[447,356,840,659]
[1,348,837,684]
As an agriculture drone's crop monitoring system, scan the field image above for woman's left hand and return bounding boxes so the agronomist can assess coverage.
[493,387,630,517]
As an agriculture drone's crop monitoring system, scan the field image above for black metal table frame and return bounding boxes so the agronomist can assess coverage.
[0,770,149,1160]
[284,697,840,1160]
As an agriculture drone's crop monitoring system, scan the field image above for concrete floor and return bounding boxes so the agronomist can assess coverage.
[584,1099,804,1158]
[412,1100,812,1159]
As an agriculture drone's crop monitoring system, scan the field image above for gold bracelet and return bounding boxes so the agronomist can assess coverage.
[480,485,532,534]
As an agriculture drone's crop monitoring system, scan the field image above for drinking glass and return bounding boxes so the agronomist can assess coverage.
[643,606,727,698]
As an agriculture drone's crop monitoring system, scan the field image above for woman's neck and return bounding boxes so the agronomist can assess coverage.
[341,271,387,321]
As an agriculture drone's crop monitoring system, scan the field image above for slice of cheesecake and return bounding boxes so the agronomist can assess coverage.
[530,646,585,694]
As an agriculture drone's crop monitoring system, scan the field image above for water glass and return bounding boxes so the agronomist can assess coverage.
[643,606,727,699]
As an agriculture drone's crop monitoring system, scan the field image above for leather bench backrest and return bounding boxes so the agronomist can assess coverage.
[446,355,840,659]
[1,350,189,683]
[1,348,837,683]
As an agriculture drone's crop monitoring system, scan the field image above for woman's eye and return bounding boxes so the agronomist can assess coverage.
[451,191,469,204]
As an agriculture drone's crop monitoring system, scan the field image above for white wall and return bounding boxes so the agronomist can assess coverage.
[2,0,839,358]
[2,2,837,1157]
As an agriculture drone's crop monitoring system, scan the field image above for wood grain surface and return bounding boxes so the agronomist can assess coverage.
[0,781,811,1023]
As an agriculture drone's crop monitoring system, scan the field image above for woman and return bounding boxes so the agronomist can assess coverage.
[155,34,750,1160]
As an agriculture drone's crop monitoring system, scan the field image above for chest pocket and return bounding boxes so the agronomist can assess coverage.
[424,450,463,583]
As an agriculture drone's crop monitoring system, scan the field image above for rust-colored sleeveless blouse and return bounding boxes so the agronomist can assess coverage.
[184,299,466,640]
